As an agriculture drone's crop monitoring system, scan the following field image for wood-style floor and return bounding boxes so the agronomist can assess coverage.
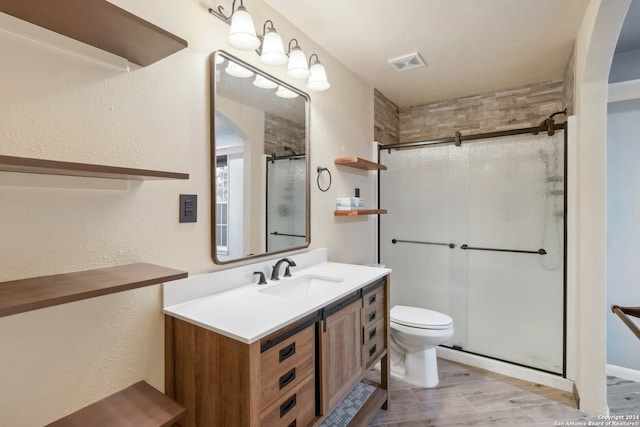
[368,358,640,426]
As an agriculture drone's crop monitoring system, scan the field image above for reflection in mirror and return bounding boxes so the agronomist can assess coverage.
[212,51,310,264]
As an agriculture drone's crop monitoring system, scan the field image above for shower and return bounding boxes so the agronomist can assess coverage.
[266,153,306,252]
[379,122,567,375]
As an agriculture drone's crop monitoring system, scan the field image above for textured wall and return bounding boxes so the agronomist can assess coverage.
[374,89,399,145]
[0,1,376,425]
[563,43,576,116]
[399,80,565,142]
[264,113,305,157]
[571,0,631,414]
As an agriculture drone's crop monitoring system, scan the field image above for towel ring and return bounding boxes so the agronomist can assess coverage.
[317,166,332,192]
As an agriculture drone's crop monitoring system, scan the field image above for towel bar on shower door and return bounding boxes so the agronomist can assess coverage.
[460,244,546,255]
[611,305,640,341]
[392,238,455,249]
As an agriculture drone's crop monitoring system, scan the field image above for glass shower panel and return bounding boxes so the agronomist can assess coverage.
[380,145,469,347]
[266,157,306,252]
[379,129,565,374]
[464,131,564,373]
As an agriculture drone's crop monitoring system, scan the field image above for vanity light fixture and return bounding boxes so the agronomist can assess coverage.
[208,2,331,92]
[286,39,310,79]
[259,20,288,66]
[209,0,260,50]
[307,54,330,91]
[276,85,299,99]
[225,60,254,78]
[253,74,278,89]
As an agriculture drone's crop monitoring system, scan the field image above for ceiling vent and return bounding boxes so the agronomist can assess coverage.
[387,52,426,72]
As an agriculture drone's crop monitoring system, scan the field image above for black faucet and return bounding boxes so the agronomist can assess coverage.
[270,258,296,280]
[253,271,267,285]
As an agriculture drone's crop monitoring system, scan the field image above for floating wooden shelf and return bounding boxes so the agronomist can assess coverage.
[334,157,387,171]
[0,263,188,318]
[47,380,186,427]
[0,155,189,180]
[335,209,388,216]
[0,0,188,67]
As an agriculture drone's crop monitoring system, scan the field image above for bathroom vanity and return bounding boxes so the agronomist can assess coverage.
[163,253,390,427]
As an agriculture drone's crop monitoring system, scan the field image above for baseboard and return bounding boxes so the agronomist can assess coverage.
[606,364,640,382]
[436,347,574,392]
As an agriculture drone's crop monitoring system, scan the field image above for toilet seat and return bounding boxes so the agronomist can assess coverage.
[391,305,453,330]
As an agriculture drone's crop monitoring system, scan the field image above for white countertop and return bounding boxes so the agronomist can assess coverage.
[163,262,391,344]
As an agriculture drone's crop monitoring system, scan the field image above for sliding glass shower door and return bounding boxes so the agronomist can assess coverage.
[266,157,307,252]
[380,130,565,374]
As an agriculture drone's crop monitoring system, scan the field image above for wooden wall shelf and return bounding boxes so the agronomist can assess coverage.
[335,209,388,216]
[334,157,387,171]
[0,263,188,318]
[47,380,186,427]
[0,0,188,67]
[0,155,189,180]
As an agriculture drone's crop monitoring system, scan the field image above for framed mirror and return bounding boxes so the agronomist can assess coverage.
[211,51,310,264]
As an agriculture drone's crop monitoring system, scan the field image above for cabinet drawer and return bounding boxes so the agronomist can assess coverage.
[363,324,385,368]
[363,284,384,309]
[362,287,384,329]
[260,325,315,409]
[260,374,315,427]
[363,319,384,348]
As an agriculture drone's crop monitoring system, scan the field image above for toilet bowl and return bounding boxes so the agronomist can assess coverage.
[389,305,454,388]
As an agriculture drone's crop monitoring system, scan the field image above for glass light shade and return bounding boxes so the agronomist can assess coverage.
[225,61,254,78]
[276,86,299,99]
[227,6,260,50]
[260,29,288,65]
[307,61,330,91]
[287,47,310,79]
[253,74,278,89]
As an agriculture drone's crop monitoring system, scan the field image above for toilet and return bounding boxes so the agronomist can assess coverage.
[389,305,454,388]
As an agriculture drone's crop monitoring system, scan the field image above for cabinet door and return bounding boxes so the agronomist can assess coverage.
[319,297,364,413]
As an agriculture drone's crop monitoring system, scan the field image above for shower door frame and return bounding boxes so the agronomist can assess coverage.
[265,153,307,252]
[377,121,568,377]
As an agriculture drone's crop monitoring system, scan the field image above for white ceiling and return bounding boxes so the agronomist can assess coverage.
[265,0,591,108]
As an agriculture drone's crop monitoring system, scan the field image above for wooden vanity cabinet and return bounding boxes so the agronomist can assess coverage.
[362,280,387,369]
[165,274,391,427]
[165,313,318,427]
[318,292,364,413]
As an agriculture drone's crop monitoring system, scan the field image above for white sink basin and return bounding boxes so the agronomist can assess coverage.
[259,274,344,299]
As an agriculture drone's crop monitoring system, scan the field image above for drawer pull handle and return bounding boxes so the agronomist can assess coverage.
[280,394,297,417]
[279,342,296,362]
[368,311,377,322]
[287,421,297,427]
[369,344,377,357]
[279,368,297,389]
[369,294,377,305]
[369,328,377,340]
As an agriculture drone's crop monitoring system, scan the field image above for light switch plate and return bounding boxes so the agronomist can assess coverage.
[179,194,197,223]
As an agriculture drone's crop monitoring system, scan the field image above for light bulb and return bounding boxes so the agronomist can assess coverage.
[225,61,254,78]
[276,86,299,99]
[287,46,310,79]
[260,28,288,66]
[307,58,330,91]
[227,5,260,50]
[253,74,278,89]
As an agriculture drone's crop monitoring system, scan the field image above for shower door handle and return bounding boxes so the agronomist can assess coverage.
[460,244,546,255]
